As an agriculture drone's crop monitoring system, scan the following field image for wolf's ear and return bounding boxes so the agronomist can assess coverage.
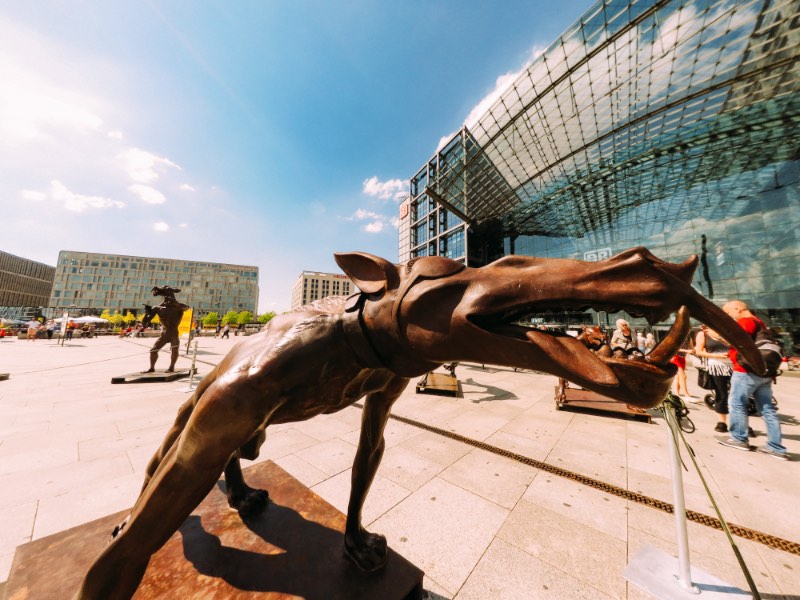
[334,252,399,294]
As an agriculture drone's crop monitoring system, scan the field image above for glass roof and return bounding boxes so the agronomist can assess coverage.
[428,0,800,238]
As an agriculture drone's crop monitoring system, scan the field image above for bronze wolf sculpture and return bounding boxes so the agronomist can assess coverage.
[76,248,763,599]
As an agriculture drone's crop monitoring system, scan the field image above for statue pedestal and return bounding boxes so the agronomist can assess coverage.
[5,461,424,599]
[555,379,652,422]
[416,372,460,397]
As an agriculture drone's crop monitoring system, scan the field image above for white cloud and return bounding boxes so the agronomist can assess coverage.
[107,130,123,140]
[362,176,406,201]
[153,221,170,232]
[178,223,189,228]
[343,208,397,234]
[118,147,181,183]
[179,183,196,192]
[34,180,126,212]
[0,52,104,143]
[20,189,46,202]
[352,208,381,221]
[128,184,167,205]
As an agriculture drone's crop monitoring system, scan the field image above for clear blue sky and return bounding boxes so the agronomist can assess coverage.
[1,0,590,312]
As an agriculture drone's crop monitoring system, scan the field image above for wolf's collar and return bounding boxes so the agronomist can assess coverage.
[341,293,391,370]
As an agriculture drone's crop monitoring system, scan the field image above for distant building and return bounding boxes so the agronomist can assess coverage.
[49,250,259,317]
[291,270,354,310]
[0,251,55,318]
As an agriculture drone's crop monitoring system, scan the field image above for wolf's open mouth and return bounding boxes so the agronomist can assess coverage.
[469,305,692,383]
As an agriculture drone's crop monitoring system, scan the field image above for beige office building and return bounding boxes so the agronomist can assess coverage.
[291,271,355,310]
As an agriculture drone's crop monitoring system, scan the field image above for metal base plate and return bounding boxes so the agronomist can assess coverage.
[111,369,191,384]
[624,545,750,599]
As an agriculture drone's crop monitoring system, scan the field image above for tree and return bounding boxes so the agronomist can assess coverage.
[110,312,125,327]
[222,310,239,326]
[123,312,137,325]
[202,312,219,327]
[237,310,254,325]
[258,312,276,324]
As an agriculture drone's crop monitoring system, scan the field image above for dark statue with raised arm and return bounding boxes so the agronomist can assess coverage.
[141,285,188,374]
[76,248,764,599]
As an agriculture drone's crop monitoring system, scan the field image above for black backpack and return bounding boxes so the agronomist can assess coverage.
[741,323,783,377]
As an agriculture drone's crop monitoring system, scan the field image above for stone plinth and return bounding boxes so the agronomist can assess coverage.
[5,461,424,599]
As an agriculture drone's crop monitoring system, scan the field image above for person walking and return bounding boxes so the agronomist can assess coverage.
[220,323,230,339]
[717,301,788,460]
[695,325,732,431]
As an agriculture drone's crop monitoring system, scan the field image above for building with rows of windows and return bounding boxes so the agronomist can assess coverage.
[399,0,800,341]
[291,270,355,310]
[49,250,258,317]
[0,251,55,319]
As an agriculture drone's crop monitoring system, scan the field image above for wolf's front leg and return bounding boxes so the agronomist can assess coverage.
[344,377,408,571]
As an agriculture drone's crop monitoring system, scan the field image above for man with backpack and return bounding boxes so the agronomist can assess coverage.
[717,300,788,460]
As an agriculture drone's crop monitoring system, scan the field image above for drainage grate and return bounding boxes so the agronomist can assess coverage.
[355,403,800,557]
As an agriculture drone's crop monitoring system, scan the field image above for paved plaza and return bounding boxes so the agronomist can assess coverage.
[1,333,799,599]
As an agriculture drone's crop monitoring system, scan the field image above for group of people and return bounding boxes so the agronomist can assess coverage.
[667,301,787,461]
[21,318,102,341]
[26,319,68,340]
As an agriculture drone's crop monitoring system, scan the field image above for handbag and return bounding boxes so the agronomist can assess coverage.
[697,358,714,390]
[697,369,714,390]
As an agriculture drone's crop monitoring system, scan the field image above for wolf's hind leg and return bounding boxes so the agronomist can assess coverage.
[224,429,268,517]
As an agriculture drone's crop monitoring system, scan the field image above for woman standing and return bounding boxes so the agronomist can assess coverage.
[694,325,732,432]
[670,340,693,400]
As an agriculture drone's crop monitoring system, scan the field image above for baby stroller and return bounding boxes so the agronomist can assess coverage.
[699,366,778,415]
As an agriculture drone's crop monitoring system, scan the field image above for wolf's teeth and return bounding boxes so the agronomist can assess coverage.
[647,306,690,365]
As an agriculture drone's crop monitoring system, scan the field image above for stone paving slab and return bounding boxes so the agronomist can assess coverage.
[1,335,799,598]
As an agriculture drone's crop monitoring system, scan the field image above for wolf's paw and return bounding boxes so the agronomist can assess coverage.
[344,528,388,572]
[228,487,269,518]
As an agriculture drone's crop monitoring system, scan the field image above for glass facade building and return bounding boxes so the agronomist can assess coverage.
[399,0,800,340]
[49,251,259,317]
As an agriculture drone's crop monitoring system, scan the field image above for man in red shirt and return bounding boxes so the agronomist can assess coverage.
[717,301,787,460]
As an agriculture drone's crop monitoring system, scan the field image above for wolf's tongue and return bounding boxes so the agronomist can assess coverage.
[525,330,619,386]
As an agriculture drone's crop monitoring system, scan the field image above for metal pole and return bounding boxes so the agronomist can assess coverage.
[188,341,198,389]
[666,410,699,594]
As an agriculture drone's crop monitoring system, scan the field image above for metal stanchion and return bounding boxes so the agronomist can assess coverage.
[182,341,200,393]
[624,398,752,599]
[666,408,700,594]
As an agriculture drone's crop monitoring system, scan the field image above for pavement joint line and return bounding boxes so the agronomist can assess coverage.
[10,351,147,375]
[352,402,800,557]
